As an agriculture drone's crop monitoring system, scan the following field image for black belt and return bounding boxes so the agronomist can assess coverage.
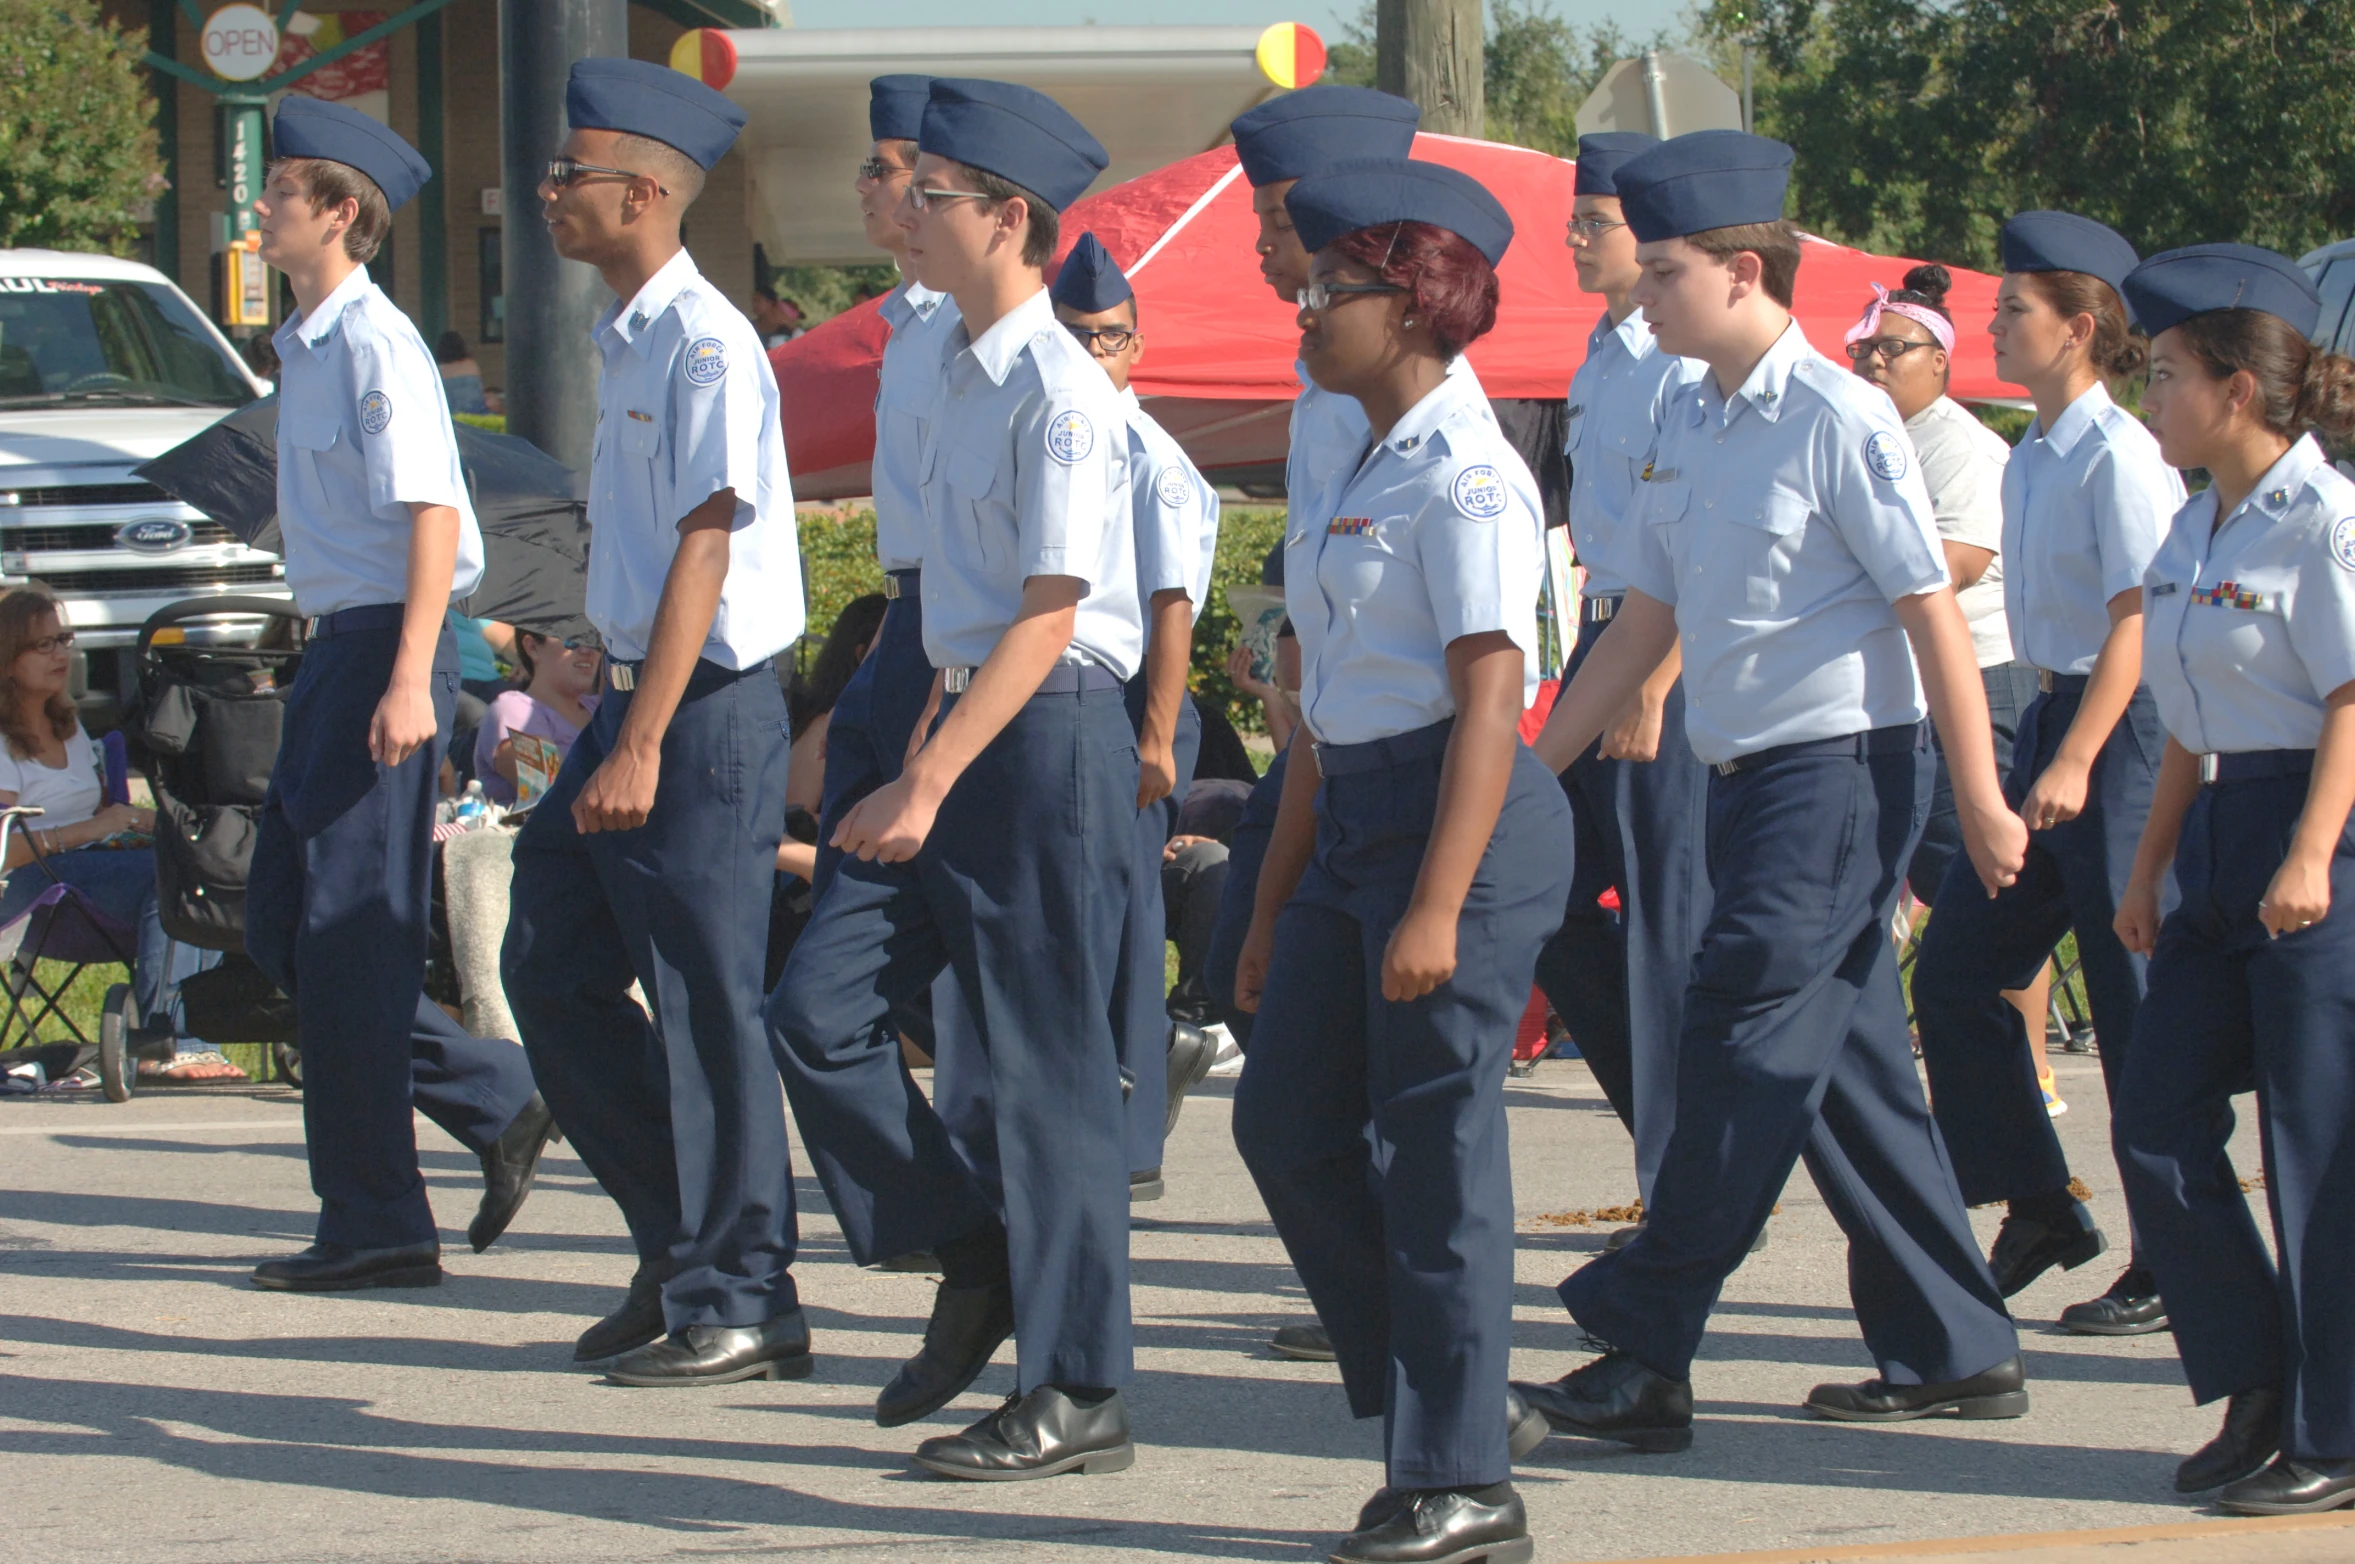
[2036,668,2090,696]
[1711,722,1927,778]
[302,603,405,638]
[1580,594,1621,627]
[881,567,921,600]
[942,662,1120,696]
[1314,717,1453,776]
[2200,749,2314,786]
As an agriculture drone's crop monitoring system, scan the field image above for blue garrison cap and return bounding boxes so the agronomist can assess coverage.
[1230,86,1420,188]
[1050,232,1133,315]
[869,75,931,143]
[1997,211,2138,295]
[565,58,746,170]
[2123,244,2321,339]
[920,78,1107,211]
[1574,132,1659,197]
[272,97,432,213]
[1285,158,1514,267]
[1615,131,1792,243]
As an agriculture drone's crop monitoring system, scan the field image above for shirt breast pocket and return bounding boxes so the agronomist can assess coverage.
[283,413,344,509]
[942,447,1012,577]
[1319,516,1410,601]
[1728,490,1811,612]
[614,415,665,523]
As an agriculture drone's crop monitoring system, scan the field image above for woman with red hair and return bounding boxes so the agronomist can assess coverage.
[1228,159,1570,1564]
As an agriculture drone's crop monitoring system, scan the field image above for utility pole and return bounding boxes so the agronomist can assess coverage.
[1376,0,1484,138]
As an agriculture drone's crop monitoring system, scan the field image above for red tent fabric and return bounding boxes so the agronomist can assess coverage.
[772,133,2022,501]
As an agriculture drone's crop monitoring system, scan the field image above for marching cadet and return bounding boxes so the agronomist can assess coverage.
[765,78,1142,1481]
[1909,213,2182,1335]
[1515,131,2030,1449]
[2111,245,2355,1516]
[1230,157,1567,1564]
[1535,129,1711,1231]
[246,96,550,1294]
[501,60,809,1385]
[814,74,961,894]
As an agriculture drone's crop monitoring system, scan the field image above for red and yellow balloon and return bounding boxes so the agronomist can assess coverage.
[1255,22,1328,90]
[669,28,738,90]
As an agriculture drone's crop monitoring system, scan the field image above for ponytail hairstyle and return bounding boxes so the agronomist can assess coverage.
[2171,308,2355,445]
[2018,268,2147,379]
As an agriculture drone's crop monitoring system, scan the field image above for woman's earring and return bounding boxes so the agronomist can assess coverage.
[1403,316,1418,327]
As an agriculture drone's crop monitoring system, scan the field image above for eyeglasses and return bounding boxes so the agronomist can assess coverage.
[858,156,915,183]
[1296,281,1409,312]
[909,186,994,213]
[545,158,668,197]
[1844,337,1938,363]
[21,632,74,655]
[1566,216,1627,240]
[1064,325,1136,355]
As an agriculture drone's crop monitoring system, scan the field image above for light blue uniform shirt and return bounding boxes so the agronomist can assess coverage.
[1121,386,1219,631]
[1285,371,1545,746]
[587,249,804,670]
[873,281,959,572]
[1612,321,1950,766]
[2000,382,2182,674]
[1286,353,1484,539]
[2143,435,2355,754]
[1564,306,1706,598]
[272,266,485,615]
[917,287,1141,681]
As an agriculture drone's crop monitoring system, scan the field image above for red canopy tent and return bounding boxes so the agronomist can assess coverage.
[772,133,2022,501]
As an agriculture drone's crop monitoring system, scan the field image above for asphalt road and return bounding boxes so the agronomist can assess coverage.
[1,1049,2338,1563]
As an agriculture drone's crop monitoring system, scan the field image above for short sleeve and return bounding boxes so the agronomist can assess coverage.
[1914,413,2004,553]
[1822,408,1950,603]
[1133,438,1199,599]
[343,323,467,514]
[0,748,22,798]
[1417,453,1539,650]
[668,320,765,532]
[2288,518,2355,702]
[1014,381,1119,590]
[2087,443,2172,604]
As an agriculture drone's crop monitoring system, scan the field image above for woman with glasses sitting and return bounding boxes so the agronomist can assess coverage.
[0,585,236,1080]
[472,629,603,806]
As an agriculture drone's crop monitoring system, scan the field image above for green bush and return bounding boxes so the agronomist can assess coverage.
[0,0,163,255]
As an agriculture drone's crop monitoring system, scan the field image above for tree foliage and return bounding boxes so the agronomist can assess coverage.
[1702,0,2355,268]
[0,0,165,255]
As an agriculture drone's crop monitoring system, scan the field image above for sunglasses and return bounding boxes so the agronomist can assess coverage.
[858,156,915,183]
[545,158,668,197]
[1296,280,1408,312]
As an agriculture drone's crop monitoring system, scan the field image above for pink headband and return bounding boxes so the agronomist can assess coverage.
[1846,282,1955,353]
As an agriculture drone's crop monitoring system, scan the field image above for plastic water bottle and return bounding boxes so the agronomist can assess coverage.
[455,779,486,828]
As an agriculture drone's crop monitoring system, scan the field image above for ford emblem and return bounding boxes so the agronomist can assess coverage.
[118,517,193,553]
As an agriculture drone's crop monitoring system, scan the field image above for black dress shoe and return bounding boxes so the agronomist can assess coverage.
[1602,1221,1642,1252]
[1505,1386,1547,1461]
[911,1385,1134,1480]
[2218,1455,2355,1515]
[1331,1484,1532,1564]
[575,1270,665,1363]
[1164,1020,1218,1138]
[606,1309,813,1387]
[2177,1386,2283,1493]
[2060,1268,2167,1335]
[1806,1354,2028,1422]
[1986,1200,2107,1298]
[251,1241,440,1292]
[1272,1321,1337,1362]
[1131,1168,1165,1202]
[1512,1349,1693,1452]
[469,1093,560,1253]
[877,1278,1016,1427]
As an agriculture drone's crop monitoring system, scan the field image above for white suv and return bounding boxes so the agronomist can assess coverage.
[0,249,289,718]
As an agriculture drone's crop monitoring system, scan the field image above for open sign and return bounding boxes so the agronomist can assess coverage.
[201,4,280,82]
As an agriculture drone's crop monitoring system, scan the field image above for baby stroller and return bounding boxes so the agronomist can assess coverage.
[119,596,304,1092]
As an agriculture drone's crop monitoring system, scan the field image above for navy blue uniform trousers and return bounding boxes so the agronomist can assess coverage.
[768,672,1137,1392]
[502,660,799,1330]
[1562,728,2018,1387]
[1532,606,1711,1194]
[2115,759,2355,1459]
[1913,684,2166,1208]
[813,569,931,899]
[249,612,537,1251]
[1205,741,1289,1050]
[1233,724,1573,1490]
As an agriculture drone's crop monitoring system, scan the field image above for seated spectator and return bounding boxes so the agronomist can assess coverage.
[473,631,601,806]
[434,331,497,415]
[0,587,232,1080]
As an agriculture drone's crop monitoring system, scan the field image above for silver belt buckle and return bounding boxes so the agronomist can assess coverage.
[2036,668,2057,694]
[1713,757,1739,777]
[944,667,972,694]
[881,576,902,600]
[1587,596,1616,623]
[302,614,323,639]
[609,663,635,692]
[2198,752,2219,785]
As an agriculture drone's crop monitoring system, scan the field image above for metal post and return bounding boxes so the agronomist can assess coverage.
[1375,0,1485,139]
[1741,44,1754,134]
[417,11,449,340]
[1640,49,1670,138]
[147,0,179,287]
[499,0,626,470]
